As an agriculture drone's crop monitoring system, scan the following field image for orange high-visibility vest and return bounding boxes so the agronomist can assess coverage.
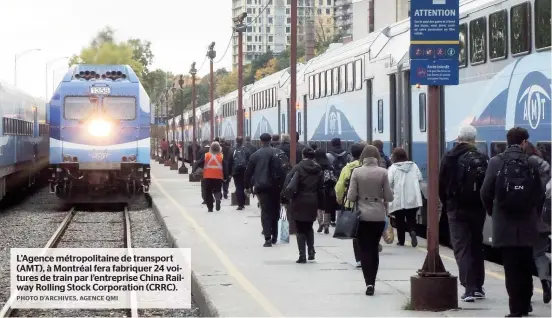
[203,152,224,179]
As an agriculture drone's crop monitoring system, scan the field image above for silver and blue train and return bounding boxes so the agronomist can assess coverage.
[169,0,551,246]
[0,81,49,202]
[48,65,151,203]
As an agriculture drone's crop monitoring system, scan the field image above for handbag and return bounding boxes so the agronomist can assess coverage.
[277,207,290,244]
[282,171,299,201]
[333,203,360,239]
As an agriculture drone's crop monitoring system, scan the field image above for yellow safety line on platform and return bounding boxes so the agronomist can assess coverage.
[413,246,544,294]
[152,175,283,317]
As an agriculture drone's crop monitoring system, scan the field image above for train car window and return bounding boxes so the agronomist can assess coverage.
[326,70,332,96]
[64,96,95,120]
[419,93,427,132]
[489,10,508,60]
[475,141,488,155]
[321,72,326,97]
[346,63,354,92]
[2,118,6,135]
[490,141,507,157]
[535,0,551,50]
[459,23,468,67]
[318,73,323,98]
[313,74,318,99]
[536,142,551,164]
[339,65,346,93]
[333,67,339,94]
[354,60,363,90]
[298,112,302,134]
[309,76,314,99]
[469,17,487,65]
[511,2,531,55]
[104,97,136,120]
[281,114,286,133]
[273,88,276,107]
[377,99,383,133]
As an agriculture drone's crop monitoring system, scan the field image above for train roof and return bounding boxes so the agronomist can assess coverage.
[61,64,140,83]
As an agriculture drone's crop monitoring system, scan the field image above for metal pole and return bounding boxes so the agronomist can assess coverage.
[45,64,48,99]
[207,42,216,143]
[178,75,188,174]
[289,0,298,166]
[237,30,244,138]
[191,63,197,162]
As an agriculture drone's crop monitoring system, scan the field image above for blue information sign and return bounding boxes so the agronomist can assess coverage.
[410,0,460,86]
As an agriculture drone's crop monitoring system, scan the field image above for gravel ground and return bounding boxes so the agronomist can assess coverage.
[1,191,200,317]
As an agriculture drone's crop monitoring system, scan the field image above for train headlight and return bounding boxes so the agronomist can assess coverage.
[87,119,112,137]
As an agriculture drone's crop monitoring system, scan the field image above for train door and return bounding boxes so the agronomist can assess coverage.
[277,100,282,135]
[365,79,373,144]
[302,94,308,144]
[388,74,398,154]
[401,69,413,159]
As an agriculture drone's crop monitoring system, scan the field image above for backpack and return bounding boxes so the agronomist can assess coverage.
[232,147,247,174]
[275,149,293,175]
[495,153,537,214]
[323,169,337,197]
[329,151,348,177]
[454,150,488,208]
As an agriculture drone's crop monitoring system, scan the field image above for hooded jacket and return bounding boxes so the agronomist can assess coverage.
[347,157,394,222]
[335,160,362,209]
[388,161,423,213]
[283,159,324,222]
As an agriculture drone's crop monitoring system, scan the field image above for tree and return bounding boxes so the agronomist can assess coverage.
[216,69,238,96]
[143,69,174,103]
[255,58,278,80]
[69,42,144,77]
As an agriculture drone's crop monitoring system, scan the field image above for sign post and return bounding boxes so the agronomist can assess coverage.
[410,0,459,311]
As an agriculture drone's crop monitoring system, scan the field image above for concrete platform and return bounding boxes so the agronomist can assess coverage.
[149,162,551,317]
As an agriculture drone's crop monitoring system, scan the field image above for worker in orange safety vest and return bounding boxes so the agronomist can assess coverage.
[192,141,229,212]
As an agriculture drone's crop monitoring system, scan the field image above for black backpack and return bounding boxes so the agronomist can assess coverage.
[232,147,247,173]
[495,153,537,214]
[329,151,348,177]
[454,150,488,207]
[275,149,293,175]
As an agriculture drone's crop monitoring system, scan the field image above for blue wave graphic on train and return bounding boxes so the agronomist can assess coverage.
[311,105,361,141]
[470,53,551,143]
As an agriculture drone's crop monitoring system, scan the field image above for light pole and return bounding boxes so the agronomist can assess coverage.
[15,48,41,87]
[233,13,247,138]
[170,87,178,170]
[190,62,198,163]
[290,0,298,166]
[207,42,216,142]
[45,56,69,99]
[178,75,188,174]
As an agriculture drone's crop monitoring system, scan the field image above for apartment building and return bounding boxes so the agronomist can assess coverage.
[232,0,335,70]
[352,0,410,41]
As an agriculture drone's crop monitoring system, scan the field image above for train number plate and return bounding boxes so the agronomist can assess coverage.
[90,86,110,95]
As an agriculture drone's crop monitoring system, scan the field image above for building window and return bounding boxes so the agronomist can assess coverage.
[326,8,331,14]
[268,17,273,24]
[489,10,508,60]
[247,36,252,41]
[535,0,551,49]
[511,2,531,55]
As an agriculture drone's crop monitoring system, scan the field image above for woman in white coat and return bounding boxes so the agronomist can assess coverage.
[388,147,423,247]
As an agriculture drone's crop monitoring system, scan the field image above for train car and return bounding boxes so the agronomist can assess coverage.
[0,81,48,201]
[48,65,151,203]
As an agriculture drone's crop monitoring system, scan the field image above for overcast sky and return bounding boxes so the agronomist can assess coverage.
[0,0,233,100]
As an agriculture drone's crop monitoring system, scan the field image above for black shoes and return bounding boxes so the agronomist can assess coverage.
[271,236,278,244]
[207,209,213,212]
[330,222,336,227]
[506,305,533,317]
[542,280,551,304]
[317,225,323,233]
[215,200,221,211]
[365,285,374,296]
[324,226,329,234]
[296,255,307,263]
[263,240,272,247]
[237,206,244,210]
[296,234,307,263]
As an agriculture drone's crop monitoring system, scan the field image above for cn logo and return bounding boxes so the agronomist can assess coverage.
[514,185,524,190]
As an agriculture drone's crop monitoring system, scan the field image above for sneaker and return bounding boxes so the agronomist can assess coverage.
[474,288,486,299]
[271,236,278,244]
[207,209,213,212]
[263,240,272,247]
[216,200,221,211]
[397,242,404,246]
[330,222,336,227]
[317,225,323,233]
[410,231,418,248]
[324,227,329,234]
[365,285,374,296]
[355,261,361,268]
[237,206,244,210]
[461,292,475,302]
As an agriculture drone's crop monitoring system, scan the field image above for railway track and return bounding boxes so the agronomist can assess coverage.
[0,206,138,318]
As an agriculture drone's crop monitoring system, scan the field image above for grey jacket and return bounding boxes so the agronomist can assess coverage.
[480,146,545,247]
[347,158,394,222]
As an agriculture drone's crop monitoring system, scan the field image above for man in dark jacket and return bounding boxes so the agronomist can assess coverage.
[277,133,305,165]
[245,133,286,247]
[372,140,392,168]
[228,136,251,210]
[219,137,232,199]
[271,134,280,148]
[480,127,544,317]
[244,136,258,154]
[438,125,487,303]
[326,137,348,225]
[197,140,211,204]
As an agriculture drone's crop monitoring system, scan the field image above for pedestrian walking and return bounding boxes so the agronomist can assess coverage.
[245,133,286,247]
[387,147,422,247]
[314,148,337,234]
[327,137,349,226]
[524,141,551,304]
[346,145,393,296]
[335,143,366,268]
[219,137,232,199]
[277,133,305,165]
[439,125,488,302]
[228,136,251,211]
[271,134,280,148]
[192,142,229,212]
[197,140,211,204]
[372,140,392,169]
[481,127,545,317]
[283,147,324,263]
[244,136,258,154]
[160,138,169,160]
